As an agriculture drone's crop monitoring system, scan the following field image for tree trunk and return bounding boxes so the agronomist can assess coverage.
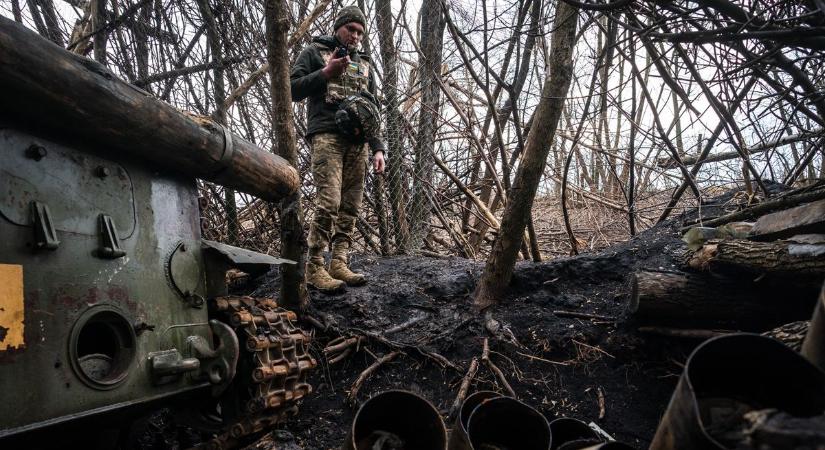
[683,185,825,231]
[409,0,446,250]
[36,0,63,46]
[196,0,237,245]
[133,0,151,81]
[376,0,410,254]
[688,239,825,277]
[91,0,107,63]
[469,0,540,253]
[25,0,48,39]
[628,270,818,331]
[750,199,825,241]
[473,1,578,309]
[265,0,308,311]
[527,215,541,262]
[11,0,22,23]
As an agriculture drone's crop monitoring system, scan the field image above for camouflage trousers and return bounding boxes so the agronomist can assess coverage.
[307,133,368,265]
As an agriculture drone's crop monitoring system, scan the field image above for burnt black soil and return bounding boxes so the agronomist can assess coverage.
[236,194,757,450]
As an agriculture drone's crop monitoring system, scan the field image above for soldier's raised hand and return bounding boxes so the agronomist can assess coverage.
[322,54,349,80]
[373,151,385,174]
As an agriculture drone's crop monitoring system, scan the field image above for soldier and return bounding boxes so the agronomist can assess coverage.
[290,5,386,293]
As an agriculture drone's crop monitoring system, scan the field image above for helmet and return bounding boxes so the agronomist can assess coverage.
[335,94,380,142]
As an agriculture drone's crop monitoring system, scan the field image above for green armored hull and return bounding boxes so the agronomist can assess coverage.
[0,16,313,447]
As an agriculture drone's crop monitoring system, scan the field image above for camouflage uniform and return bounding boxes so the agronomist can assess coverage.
[306,132,368,266]
[290,26,384,289]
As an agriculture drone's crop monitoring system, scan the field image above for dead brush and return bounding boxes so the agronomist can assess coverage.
[570,339,615,373]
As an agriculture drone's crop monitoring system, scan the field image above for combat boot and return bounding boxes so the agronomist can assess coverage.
[329,258,367,286]
[306,261,345,293]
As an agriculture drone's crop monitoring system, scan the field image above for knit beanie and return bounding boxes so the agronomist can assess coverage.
[333,5,366,32]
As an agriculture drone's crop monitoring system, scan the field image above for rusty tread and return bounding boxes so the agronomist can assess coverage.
[194,295,316,450]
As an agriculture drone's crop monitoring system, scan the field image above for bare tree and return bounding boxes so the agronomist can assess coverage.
[407,0,446,251]
[474,0,579,309]
[6,0,823,269]
[265,0,309,310]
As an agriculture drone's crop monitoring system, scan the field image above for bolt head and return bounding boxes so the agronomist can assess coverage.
[26,145,47,160]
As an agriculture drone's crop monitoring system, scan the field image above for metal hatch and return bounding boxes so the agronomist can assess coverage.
[0,129,137,237]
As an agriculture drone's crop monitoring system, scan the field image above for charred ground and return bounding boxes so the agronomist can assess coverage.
[235,191,761,450]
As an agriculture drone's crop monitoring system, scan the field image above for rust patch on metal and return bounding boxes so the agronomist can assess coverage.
[106,285,138,313]
[0,264,25,351]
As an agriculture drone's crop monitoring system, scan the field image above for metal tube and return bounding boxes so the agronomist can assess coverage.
[447,390,501,450]
[343,390,447,450]
[650,333,825,450]
[550,417,601,450]
[466,396,552,450]
[801,282,825,373]
[0,17,299,202]
[579,443,635,450]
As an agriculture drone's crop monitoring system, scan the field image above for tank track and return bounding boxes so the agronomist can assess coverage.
[194,295,316,450]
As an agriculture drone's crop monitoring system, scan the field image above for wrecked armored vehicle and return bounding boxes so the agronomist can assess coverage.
[0,17,314,448]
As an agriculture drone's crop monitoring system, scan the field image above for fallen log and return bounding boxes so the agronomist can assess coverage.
[628,270,817,331]
[688,238,825,277]
[763,320,809,352]
[750,199,825,241]
[0,17,299,202]
[681,184,825,232]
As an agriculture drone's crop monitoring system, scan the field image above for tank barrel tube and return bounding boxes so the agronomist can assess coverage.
[0,17,299,202]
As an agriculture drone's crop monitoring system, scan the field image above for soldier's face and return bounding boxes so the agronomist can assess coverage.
[336,22,364,50]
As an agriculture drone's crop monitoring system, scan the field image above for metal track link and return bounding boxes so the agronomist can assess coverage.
[198,295,316,449]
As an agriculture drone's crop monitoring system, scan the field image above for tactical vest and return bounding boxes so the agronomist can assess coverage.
[316,43,371,104]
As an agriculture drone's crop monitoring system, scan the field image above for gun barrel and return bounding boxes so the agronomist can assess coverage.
[0,17,298,202]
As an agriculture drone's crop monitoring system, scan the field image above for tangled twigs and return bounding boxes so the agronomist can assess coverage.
[305,306,461,371]
[448,356,479,419]
[484,312,526,349]
[347,351,402,406]
[482,338,516,398]
[302,314,327,331]
[417,348,462,372]
[324,336,364,365]
[383,314,426,335]
[553,310,616,322]
[320,324,458,370]
[358,328,461,373]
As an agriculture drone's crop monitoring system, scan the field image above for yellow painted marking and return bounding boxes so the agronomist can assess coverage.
[0,264,25,351]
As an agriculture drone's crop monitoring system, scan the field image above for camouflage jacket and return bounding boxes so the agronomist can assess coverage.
[290,35,386,154]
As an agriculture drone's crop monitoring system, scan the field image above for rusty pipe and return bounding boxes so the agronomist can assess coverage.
[343,390,447,450]
[447,390,501,450]
[801,282,825,373]
[466,396,552,450]
[649,333,825,450]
